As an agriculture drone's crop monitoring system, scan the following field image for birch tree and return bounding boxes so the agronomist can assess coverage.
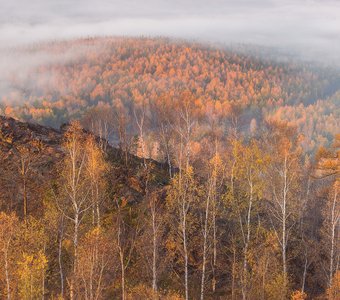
[56,121,93,299]
[234,139,268,300]
[265,123,302,298]
[166,166,199,300]
[200,148,223,299]
[0,212,18,300]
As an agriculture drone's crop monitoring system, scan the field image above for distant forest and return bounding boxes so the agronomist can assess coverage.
[1,38,339,153]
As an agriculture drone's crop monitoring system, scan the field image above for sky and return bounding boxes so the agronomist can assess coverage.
[0,0,340,62]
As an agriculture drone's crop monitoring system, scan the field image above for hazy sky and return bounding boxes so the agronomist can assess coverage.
[1,0,340,62]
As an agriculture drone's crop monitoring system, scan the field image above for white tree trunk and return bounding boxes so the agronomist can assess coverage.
[329,190,339,287]
[200,186,211,300]
[242,182,253,300]
[4,240,11,300]
[151,199,157,293]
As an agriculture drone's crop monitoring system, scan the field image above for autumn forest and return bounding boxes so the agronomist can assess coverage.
[0,38,339,299]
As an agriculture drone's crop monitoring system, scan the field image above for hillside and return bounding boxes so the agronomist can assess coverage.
[0,115,167,215]
[0,112,338,299]
[0,37,339,153]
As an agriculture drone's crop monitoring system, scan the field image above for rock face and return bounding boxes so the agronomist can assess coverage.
[0,116,64,180]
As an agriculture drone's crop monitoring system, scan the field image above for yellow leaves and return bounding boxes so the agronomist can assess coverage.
[17,251,48,300]
[17,251,48,274]
[0,213,49,299]
[232,139,268,198]
[265,273,288,300]
[327,271,340,300]
[209,152,222,170]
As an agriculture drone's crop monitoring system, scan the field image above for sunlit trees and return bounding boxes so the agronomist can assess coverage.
[264,122,303,298]
[200,150,223,300]
[16,217,48,300]
[166,166,200,300]
[76,227,112,300]
[17,251,47,300]
[327,270,340,300]
[85,135,109,227]
[236,140,268,300]
[317,134,340,289]
[0,212,18,299]
[56,121,95,299]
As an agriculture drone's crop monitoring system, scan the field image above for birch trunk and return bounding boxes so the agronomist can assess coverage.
[329,190,339,287]
[200,185,211,300]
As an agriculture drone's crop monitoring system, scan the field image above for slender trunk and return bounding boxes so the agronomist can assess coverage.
[23,176,27,221]
[282,157,288,293]
[200,186,211,300]
[242,183,253,300]
[4,241,11,300]
[58,217,64,297]
[301,255,308,293]
[329,191,338,287]
[183,203,189,300]
[167,148,172,178]
[212,198,217,293]
[231,241,236,300]
[120,249,125,300]
[262,257,269,300]
[92,188,95,226]
[212,152,218,294]
[151,199,157,293]
[117,218,126,300]
[96,184,100,227]
[71,213,79,300]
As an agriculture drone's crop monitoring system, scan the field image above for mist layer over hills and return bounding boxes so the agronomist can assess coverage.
[0,38,339,154]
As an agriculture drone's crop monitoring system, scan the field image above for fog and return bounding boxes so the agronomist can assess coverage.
[0,0,340,101]
[1,0,340,60]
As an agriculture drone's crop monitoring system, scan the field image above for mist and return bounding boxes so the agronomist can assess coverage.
[1,0,340,103]
[1,0,340,61]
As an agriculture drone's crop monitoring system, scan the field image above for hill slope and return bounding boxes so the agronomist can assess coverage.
[0,115,167,215]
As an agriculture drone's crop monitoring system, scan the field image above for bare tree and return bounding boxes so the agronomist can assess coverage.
[55,122,93,300]
[265,123,302,297]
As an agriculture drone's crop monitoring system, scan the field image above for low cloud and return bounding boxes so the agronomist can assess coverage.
[1,0,339,59]
[0,0,340,102]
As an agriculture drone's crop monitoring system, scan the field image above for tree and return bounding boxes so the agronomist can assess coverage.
[17,251,48,300]
[15,141,42,221]
[200,147,224,299]
[316,134,340,289]
[55,121,93,299]
[166,166,199,300]
[76,227,112,300]
[114,197,140,300]
[15,216,48,300]
[85,135,109,227]
[0,212,18,300]
[265,122,303,297]
[327,270,340,300]
[231,139,268,299]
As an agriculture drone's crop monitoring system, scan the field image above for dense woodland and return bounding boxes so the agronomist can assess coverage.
[1,38,339,152]
[0,38,339,299]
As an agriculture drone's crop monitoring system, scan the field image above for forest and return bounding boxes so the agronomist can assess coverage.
[1,38,339,153]
[0,38,339,299]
